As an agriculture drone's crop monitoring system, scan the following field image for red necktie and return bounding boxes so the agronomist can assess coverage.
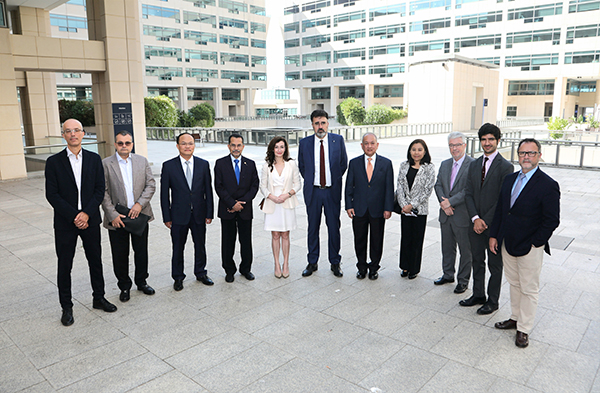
[320,140,326,187]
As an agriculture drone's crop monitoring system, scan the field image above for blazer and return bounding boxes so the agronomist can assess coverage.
[465,154,514,226]
[214,155,259,220]
[297,133,348,207]
[45,148,105,231]
[101,153,156,230]
[345,154,394,218]
[160,155,214,225]
[395,161,436,216]
[434,155,474,227]
[259,159,301,214]
[490,168,560,256]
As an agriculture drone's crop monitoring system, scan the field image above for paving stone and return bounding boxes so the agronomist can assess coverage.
[527,347,599,393]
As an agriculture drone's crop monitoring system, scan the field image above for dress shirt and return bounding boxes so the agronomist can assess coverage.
[66,147,83,210]
[313,135,331,187]
[179,155,194,179]
[471,150,501,223]
[116,153,135,208]
[450,154,466,189]
[230,154,241,172]
[364,153,377,172]
[511,166,538,200]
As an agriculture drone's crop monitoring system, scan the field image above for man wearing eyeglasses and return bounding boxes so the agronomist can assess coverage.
[101,131,156,303]
[489,138,560,348]
[45,119,117,327]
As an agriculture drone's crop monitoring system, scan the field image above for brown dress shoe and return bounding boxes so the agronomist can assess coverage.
[495,319,517,330]
[516,331,529,348]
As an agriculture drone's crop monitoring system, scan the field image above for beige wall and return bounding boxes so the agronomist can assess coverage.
[504,95,552,118]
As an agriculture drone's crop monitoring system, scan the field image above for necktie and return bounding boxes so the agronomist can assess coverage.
[450,162,458,190]
[366,157,373,182]
[481,157,489,186]
[510,173,526,207]
[234,159,240,185]
[185,160,192,190]
[319,140,326,187]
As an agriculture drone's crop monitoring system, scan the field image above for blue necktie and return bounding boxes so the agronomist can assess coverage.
[234,159,240,185]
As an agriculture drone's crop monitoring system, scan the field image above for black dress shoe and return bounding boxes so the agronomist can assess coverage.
[119,289,130,302]
[477,303,498,315]
[400,270,409,278]
[242,272,255,281]
[454,283,468,294]
[173,279,184,291]
[356,271,366,279]
[368,271,379,280]
[408,273,418,280]
[495,319,517,330]
[137,284,155,295]
[197,275,214,286]
[225,274,234,283]
[516,331,529,348]
[331,264,343,277]
[434,277,455,285]
[302,263,318,277]
[459,296,486,307]
[93,298,117,312]
[61,308,74,326]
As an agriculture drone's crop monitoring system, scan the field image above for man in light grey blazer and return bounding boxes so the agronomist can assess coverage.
[434,132,474,294]
[102,131,156,302]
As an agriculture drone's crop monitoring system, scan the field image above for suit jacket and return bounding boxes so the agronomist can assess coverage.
[45,148,105,230]
[490,168,560,256]
[297,133,348,206]
[101,153,156,230]
[395,161,436,215]
[260,159,301,214]
[160,155,213,225]
[465,154,514,227]
[345,154,394,218]
[434,155,474,226]
[214,155,259,220]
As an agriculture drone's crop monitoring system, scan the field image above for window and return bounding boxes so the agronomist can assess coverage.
[186,68,218,79]
[219,34,249,47]
[284,22,300,33]
[564,50,600,64]
[566,24,600,43]
[333,49,364,62]
[62,73,82,78]
[477,56,500,65]
[369,4,405,20]
[303,16,330,31]
[251,39,266,49]
[145,46,182,59]
[285,55,300,66]
[251,55,267,66]
[303,69,331,82]
[506,106,517,117]
[260,90,291,100]
[57,87,92,101]
[303,34,331,47]
[304,51,332,65]
[143,25,181,39]
[455,34,501,52]
[221,70,249,81]
[409,0,451,14]
[142,5,180,22]
[303,0,331,12]
[409,39,450,55]
[579,82,597,92]
[369,44,405,58]
[505,54,559,69]
[334,66,365,79]
[219,17,248,31]
[506,29,560,48]
[339,86,364,98]
[285,72,300,80]
[183,11,216,27]
[410,18,450,34]
[334,11,365,26]
[188,88,214,101]
[252,73,267,81]
[221,52,249,65]
[184,30,217,43]
[370,24,405,37]
[334,0,358,5]
[285,38,300,48]
[50,14,87,32]
[456,0,486,8]
[251,22,267,33]
[312,88,331,99]
[250,5,266,15]
[185,49,218,62]
[255,108,297,116]
[147,88,179,102]
[455,11,502,29]
[333,29,365,42]
[369,64,404,75]
[219,0,247,13]
[183,0,215,8]
[284,4,299,14]
[0,0,5,28]
[222,89,241,100]
[568,0,600,13]
[374,85,404,98]
[507,3,562,23]
[508,80,554,95]
[146,66,183,80]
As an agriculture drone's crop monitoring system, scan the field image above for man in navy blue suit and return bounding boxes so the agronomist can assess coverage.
[298,109,348,277]
[161,133,214,291]
[345,133,394,280]
[214,133,259,283]
[45,118,117,327]
[490,138,560,348]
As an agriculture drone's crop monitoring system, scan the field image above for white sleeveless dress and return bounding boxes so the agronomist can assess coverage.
[263,165,297,232]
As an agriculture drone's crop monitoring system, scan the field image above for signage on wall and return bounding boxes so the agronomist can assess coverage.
[483,99,488,107]
[112,103,135,151]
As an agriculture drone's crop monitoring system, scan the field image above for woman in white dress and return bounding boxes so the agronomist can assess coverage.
[260,137,301,278]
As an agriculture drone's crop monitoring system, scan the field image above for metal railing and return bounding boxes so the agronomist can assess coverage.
[23,140,105,154]
[466,136,600,170]
[497,118,546,128]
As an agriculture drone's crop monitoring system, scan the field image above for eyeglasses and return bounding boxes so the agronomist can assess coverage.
[517,151,539,157]
[448,143,465,148]
[63,128,83,135]
[116,141,133,146]
[178,142,195,147]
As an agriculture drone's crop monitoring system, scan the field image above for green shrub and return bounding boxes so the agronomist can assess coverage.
[364,104,395,125]
[546,116,569,140]
[177,110,200,127]
[58,99,95,127]
[144,96,178,127]
[189,102,215,128]
[392,108,408,121]
[340,97,365,126]
[336,104,347,125]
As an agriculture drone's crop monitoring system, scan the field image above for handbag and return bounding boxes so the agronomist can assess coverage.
[115,203,150,237]
[393,193,403,215]
[258,198,265,211]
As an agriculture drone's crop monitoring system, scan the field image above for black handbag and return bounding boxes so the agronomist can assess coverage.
[115,203,150,236]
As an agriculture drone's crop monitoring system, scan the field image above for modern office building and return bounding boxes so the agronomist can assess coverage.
[282,0,600,127]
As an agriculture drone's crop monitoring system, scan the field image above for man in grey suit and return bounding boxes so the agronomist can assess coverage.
[102,131,156,302]
[460,123,514,315]
[434,132,474,294]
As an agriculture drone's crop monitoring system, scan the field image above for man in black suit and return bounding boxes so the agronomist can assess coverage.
[345,133,394,280]
[461,123,514,315]
[45,118,117,326]
[490,138,560,348]
[161,133,214,291]
[214,133,259,283]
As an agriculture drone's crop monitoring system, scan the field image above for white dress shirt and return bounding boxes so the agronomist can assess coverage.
[364,153,377,172]
[66,148,83,210]
[117,153,135,208]
[313,135,331,187]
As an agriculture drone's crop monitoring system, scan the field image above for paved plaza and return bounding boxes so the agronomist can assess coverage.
[1,133,599,392]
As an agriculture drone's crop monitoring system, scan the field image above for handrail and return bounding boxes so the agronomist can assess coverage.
[23,141,106,150]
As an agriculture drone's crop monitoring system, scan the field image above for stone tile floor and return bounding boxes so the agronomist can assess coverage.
[1,133,599,392]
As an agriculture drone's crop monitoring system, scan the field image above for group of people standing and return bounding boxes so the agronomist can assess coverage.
[45,110,560,349]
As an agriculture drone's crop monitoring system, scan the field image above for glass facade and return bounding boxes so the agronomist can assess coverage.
[508,80,554,95]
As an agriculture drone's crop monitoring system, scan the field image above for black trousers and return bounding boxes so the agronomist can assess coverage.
[55,224,105,309]
[221,215,253,275]
[108,225,149,291]
[469,228,503,306]
[352,212,386,274]
[171,214,207,280]
[399,214,427,274]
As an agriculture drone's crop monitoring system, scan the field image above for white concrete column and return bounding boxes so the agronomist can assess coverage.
[245,88,254,116]
[552,77,568,118]
[364,84,372,109]
[181,86,188,111]
[215,87,223,117]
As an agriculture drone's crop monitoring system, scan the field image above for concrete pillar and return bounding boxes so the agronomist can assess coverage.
[245,88,253,116]
[595,81,600,115]
[87,0,147,158]
[298,87,307,116]
[0,29,28,180]
[215,87,223,117]
[364,84,372,109]
[552,77,568,118]
[181,86,188,111]
[332,86,339,116]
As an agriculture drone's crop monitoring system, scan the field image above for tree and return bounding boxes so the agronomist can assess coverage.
[340,97,365,126]
[189,102,215,128]
[177,109,200,127]
[336,104,347,125]
[58,99,95,127]
[144,96,178,127]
